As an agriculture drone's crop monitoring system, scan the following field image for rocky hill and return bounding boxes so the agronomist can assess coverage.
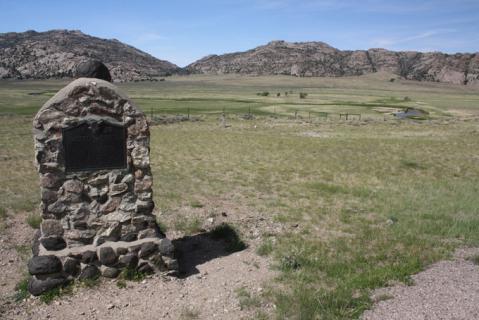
[187,41,479,85]
[0,30,179,82]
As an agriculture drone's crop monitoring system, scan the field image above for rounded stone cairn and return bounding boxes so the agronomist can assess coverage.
[75,60,112,82]
[28,78,178,296]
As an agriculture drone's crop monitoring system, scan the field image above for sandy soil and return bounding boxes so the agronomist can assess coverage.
[0,212,32,312]
[0,212,276,320]
[4,211,479,320]
[362,248,479,320]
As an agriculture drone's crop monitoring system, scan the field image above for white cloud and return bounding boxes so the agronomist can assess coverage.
[371,29,454,48]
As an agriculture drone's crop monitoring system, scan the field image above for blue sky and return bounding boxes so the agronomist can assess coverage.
[1,0,478,67]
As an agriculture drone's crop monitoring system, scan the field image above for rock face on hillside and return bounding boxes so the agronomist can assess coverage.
[187,41,479,85]
[0,30,179,82]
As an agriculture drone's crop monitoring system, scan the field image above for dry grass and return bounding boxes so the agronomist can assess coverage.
[1,74,479,318]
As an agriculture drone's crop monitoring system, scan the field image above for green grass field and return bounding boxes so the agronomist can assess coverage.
[1,73,479,319]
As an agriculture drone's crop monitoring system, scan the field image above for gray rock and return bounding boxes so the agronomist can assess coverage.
[99,222,121,241]
[120,232,137,242]
[118,253,139,269]
[63,257,80,276]
[135,199,154,213]
[134,175,153,193]
[28,255,62,275]
[65,229,95,244]
[100,266,120,278]
[63,179,83,194]
[139,242,157,258]
[132,146,150,168]
[149,254,166,271]
[81,250,98,264]
[47,201,67,216]
[138,228,158,239]
[40,173,62,188]
[40,219,64,237]
[32,229,41,256]
[116,247,128,255]
[98,246,117,266]
[88,174,109,186]
[159,238,174,256]
[121,174,134,184]
[28,275,68,296]
[41,188,58,204]
[110,183,128,196]
[76,60,112,82]
[79,265,100,280]
[163,256,179,271]
[137,261,154,274]
[40,236,67,251]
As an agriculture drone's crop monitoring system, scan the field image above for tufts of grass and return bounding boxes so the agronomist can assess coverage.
[190,200,204,208]
[119,267,146,282]
[15,244,31,260]
[116,279,127,289]
[14,276,30,302]
[308,182,349,195]
[39,284,73,304]
[155,217,168,234]
[0,207,6,230]
[26,213,42,229]
[236,287,261,310]
[209,223,247,253]
[256,238,274,256]
[180,307,200,320]
[79,277,100,288]
[174,216,203,235]
[236,287,262,310]
[467,255,479,265]
[400,159,426,169]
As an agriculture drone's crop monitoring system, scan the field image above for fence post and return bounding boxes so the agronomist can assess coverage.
[187,108,190,120]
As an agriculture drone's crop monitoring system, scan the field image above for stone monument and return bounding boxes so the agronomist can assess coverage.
[28,77,178,296]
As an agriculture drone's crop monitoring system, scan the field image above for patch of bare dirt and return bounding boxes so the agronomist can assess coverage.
[1,210,276,320]
[362,247,479,320]
[0,212,34,311]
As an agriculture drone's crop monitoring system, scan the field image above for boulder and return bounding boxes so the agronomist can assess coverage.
[40,236,67,251]
[100,266,120,278]
[79,265,100,280]
[138,242,157,258]
[28,276,68,296]
[98,246,117,266]
[28,255,62,275]
[118,253,139,269]
[63,257,80,277]
[75,60,112,82]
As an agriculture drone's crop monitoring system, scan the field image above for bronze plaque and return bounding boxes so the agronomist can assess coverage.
[62,121,126,172]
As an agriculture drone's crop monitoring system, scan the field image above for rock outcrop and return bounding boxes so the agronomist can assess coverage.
[0,30,179,82]
[186,40,479,85]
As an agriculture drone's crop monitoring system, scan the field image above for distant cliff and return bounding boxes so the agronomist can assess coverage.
[187,40,479,85]
[0,30,179,82]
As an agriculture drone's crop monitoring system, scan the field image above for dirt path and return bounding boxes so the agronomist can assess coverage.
[362,248,479,320]
[0,212,33,314]
[0,212,276,320]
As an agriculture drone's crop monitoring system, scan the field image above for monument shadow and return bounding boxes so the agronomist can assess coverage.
[172,223,247,278]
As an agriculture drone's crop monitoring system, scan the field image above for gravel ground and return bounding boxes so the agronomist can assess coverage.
[362,248,479,320]
[0,212,276,320]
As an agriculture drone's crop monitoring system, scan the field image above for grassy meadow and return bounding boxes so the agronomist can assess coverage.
[1,73,479,319]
